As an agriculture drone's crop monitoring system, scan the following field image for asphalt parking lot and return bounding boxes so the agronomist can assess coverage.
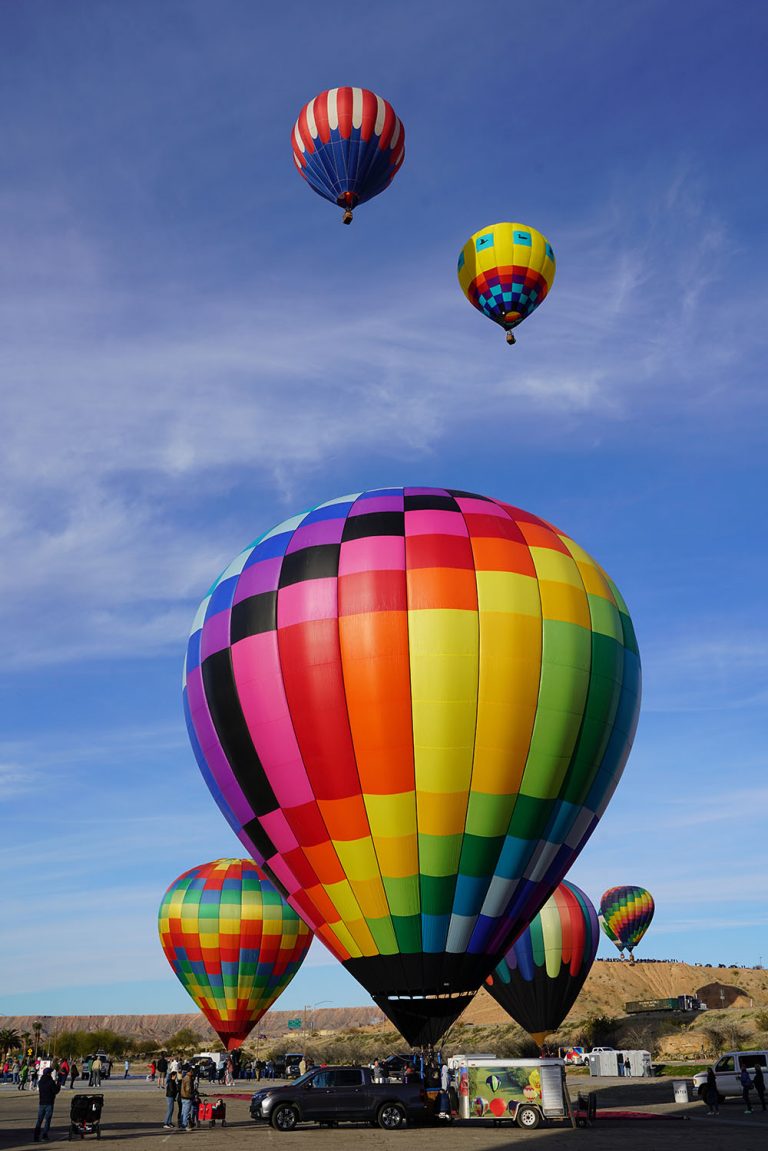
[1,1077,766,1151]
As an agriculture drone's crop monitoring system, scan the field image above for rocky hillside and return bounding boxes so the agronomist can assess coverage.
[0,1005,386,1046]
[3,962,766,1048]
[467,960,768,1025]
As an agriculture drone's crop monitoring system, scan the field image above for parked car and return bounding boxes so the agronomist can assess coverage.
[692,1050,768,1101]
[250,1065,427,1130]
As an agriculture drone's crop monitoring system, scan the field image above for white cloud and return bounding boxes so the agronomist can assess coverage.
[1,167,765,669]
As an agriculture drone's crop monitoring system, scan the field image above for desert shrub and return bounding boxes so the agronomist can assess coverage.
[581,1014,618,1048]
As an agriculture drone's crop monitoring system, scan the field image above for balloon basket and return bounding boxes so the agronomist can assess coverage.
[342,210,353,224]
[505,330,516,345]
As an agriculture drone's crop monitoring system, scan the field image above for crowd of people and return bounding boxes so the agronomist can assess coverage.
[1,1055,89,1091]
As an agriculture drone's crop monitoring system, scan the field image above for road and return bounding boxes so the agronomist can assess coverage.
[1,1075,766,1150]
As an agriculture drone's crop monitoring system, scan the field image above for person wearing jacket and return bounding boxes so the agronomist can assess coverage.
[180,1069,196,1130]
[740,1066,754,1113]
[33,1067,60,1141]
[163,1072,179,1129]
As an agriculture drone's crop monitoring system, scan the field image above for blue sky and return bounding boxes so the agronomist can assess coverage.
[2,0,767,1018]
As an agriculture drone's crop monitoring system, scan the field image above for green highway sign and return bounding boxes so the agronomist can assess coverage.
[287,1019,302,1030]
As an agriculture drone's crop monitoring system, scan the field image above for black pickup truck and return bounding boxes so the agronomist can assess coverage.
[250,1065,426,1131]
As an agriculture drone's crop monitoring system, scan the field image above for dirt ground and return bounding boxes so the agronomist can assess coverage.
[1,1076,765,1151]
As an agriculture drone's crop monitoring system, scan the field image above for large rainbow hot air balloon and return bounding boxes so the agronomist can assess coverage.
[291,87,405,223]
[183,487,641,1047]
[458,222,556,344]
[158,859,312,1050]
[599,886,654,957]
[485,881,599,1046]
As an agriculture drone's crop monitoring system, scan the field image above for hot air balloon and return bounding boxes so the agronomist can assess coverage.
[599,886,654,957]
[485,881,599,1047]
[183,487,641,1047]
[158,858,312,1050]
[291,87,405,223]
[458,223,555,343]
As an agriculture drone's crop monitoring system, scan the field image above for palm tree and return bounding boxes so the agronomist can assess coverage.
[0,1028,21,1056]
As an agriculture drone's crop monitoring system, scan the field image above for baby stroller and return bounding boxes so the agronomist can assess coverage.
[68,1094,103,1140]
[198,1097,227,1127]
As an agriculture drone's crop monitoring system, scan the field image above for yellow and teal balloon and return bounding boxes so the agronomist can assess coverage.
[458,222,556,344]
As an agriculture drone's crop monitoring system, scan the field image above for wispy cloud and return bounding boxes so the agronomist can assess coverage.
[642,630,768,712]
[1,163,765,672]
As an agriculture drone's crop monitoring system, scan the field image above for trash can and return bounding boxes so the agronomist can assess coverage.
[673,1080,689,1103]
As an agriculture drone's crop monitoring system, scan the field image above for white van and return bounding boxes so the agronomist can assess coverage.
[692,1050,768,1100]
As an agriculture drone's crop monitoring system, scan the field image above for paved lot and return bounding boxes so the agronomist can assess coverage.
[1,1078,766,1151]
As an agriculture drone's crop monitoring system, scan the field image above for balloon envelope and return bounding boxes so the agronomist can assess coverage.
[458,222,555,339]
[183,487,641,1046]
[599,885,654,955]
[158,858,312,1050]
[485,880,599,1045]
[291,87,404,220]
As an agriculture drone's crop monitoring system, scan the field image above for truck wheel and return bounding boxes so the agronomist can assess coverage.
[377,1102,407,1130]
[696,1086,707,1100]
[516,1105,541,1130]
[271,1104,299,1132]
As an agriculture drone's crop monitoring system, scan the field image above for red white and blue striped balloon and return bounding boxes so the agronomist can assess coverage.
[291,87,405,220]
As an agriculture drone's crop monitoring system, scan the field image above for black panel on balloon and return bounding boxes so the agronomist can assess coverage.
[341,512,405,541]
[345,951,495,997]
[447,490,493,502]
[279,545,340,588]
[230,591,277,642]
[201,650,279,818]
[241,815,277,862]
[372,994,475,1048]
[485,965,593,1042]
[404,494,457,512]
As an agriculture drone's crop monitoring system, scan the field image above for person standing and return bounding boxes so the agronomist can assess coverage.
[91,1056,102,1088]
[752,1065,766,1111]
[123,1058,130,1079]
[740,1066,753,1113]
[156,1054,168,1088]
[69,1062,79,1089]
[33,1067,60,1142]
[163,1072,179,1129]
[704,1068,719,1116]
[623,1056,632,1078]
[180,1069,196,1130]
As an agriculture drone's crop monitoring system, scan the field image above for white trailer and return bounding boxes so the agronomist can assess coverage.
[587,1049,652,1077]
[447,1056,572,1130]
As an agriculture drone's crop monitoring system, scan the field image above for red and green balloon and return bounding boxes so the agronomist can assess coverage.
[158,858,312,1050]
[486,880,600,1045]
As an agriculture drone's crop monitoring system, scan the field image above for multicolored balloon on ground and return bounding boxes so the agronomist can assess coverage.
[485,880,600,1045]
[599,885,654,956]
[158,858,312,1050]
[183,487,641,1047]
[458,222,556,343]
[291,87,405,223]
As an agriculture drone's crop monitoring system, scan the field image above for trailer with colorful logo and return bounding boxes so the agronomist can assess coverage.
[447,1057,572,1130]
